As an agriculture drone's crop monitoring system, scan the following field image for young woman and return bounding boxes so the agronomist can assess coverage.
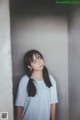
[15,49,58,120]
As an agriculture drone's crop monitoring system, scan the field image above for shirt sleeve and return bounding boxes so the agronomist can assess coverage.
[50,75,58,104]
[15,76,28,107]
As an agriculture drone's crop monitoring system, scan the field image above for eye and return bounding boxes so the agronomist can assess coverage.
[38,56,42,59]
[33,60,37,64]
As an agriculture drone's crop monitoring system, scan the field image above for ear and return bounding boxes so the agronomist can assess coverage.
[28,65,31,69]
[28,65,32,71]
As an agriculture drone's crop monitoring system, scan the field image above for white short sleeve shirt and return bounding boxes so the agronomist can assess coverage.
[15,74,58,120]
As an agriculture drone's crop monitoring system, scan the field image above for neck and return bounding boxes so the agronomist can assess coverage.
[32,71,43,80]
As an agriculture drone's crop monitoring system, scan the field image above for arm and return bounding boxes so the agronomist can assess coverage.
[50,104,56,120]
[16,106,24,120]
[15,76,28,120]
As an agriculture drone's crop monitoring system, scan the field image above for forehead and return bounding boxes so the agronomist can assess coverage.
[32,54,41,60]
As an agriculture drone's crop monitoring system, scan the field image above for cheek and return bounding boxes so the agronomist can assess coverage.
[31,64,38,69]
[41,60,44,65]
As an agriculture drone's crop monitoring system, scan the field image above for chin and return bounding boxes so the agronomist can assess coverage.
[39,66,44,70]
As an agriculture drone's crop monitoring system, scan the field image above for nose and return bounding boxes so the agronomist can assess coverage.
[38,59,41,64]
[38,59,43,65]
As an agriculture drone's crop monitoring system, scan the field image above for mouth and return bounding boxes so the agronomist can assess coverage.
[40,65,44,68]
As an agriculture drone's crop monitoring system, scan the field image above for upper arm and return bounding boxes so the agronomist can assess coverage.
[49,75,58,104]
[15,76,28,107]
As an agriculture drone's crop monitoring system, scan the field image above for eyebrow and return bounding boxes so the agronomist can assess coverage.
[32,58,37,61]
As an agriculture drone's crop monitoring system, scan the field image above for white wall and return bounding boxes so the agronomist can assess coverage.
[0,0,14,120]
[68,8,80,120]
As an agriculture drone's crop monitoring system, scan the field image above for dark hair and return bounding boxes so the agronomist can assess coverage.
[24,49,52,97]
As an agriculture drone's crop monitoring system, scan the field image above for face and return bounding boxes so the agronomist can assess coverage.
[28,54,44,72]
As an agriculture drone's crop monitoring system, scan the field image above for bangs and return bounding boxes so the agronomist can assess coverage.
[30,53,43,62]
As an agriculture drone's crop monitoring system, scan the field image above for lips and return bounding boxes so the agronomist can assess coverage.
[40,65,44,68]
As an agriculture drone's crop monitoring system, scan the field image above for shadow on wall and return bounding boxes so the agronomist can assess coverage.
[10,0,69,17]
[68,7,80,120]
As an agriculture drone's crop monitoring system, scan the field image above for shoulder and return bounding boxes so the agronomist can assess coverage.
[49,74,56,86]
[19,75,29,86]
